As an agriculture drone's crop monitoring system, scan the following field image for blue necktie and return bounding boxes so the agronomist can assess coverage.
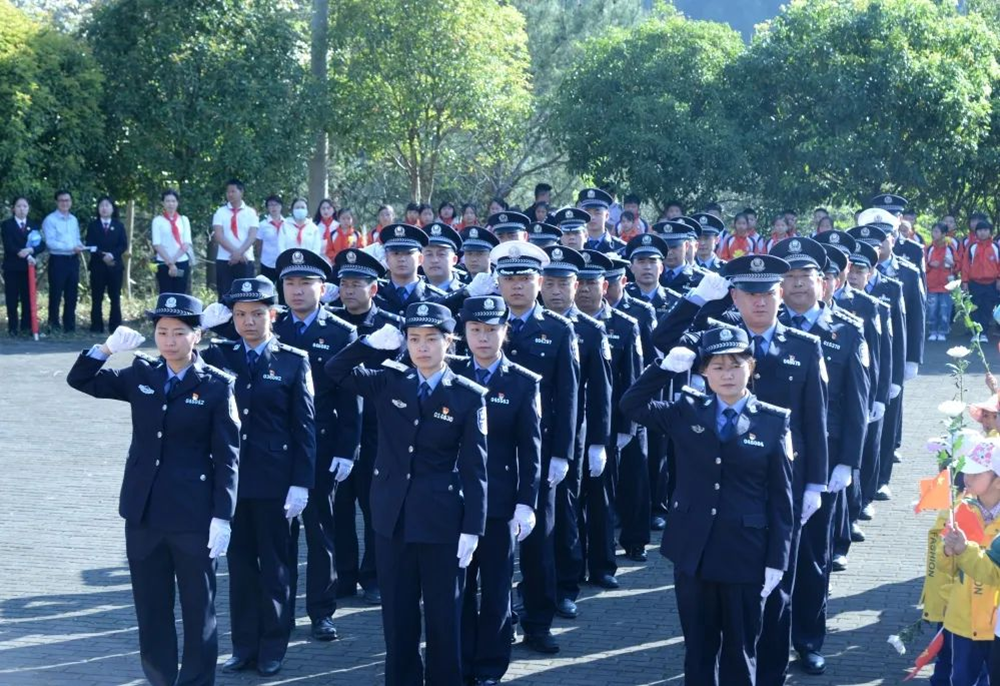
[164,375,178,397]
[720,408,738,442]
[247,349,259,375]
[791,315,806,331]
[476,368,491,386]
[397,286,409,304]
[753,335,766,363]
[418,381,431,409]
[509,318,524,335]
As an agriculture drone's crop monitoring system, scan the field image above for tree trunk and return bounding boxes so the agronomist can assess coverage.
[308,0,330,204]
[125,199,135,300]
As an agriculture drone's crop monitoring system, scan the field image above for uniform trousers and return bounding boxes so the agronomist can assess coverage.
[375,531,463,686]
[860,417,884,506]
[675,568,764,686]
[214,259,254,297]
[125,522,218,686]
[756,515,803,686]
[3,267,31,334]
[47,254,78,331]
[649,431,671,518]
[461,517,515,681]
[616,427,651,548]
[156,262,191,294]
[878,392,903,488]
[89,262,123,333]
[792,488,839,654]
[578,454,617,581]
[334,433,378,594]
[228,498,296,663]
[518,466,558,636]
[834,469,863,558]
[289,473,338,621]
[555,445,584,602]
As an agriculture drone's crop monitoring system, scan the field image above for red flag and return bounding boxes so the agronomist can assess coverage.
[954,502,987,544]
[27,260,38,340]
[903,626,945,681]
[914,470,952,513]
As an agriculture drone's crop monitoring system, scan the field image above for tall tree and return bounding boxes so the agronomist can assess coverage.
[308,0,329,205]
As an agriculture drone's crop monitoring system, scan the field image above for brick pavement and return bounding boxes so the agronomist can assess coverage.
[0,338,983,684]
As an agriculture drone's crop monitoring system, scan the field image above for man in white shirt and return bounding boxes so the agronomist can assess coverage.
[211,179,259,296]
[42,189,84,331]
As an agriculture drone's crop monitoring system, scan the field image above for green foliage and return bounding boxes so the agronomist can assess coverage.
[730,0,1000,212]
[0,0,105,216]
[551,6,745,212]
[82,0,312,224]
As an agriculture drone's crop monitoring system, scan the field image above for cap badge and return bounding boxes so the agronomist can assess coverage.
[884,195,892,204]
[789,239,801,253]
[431,225,442,235]
[582,252,591,263]
[509,245,522,259]
[830,233,840,243]
[720,328,733,341]
[499,213,507,223]
[565,210,572,219]
[346,251,357,263]
[484,298,495,309]
[552,248,563,261]
[395,226,405,237]
[699,216,708,225]
[470,228,479,238]
[587,190,595,199]
[417,304,429,316]
[642,235,651,245]
[750,257,765,272]
[292,251,304,264]
[241,281,253,292]
[165,296,177,308]
[861,227,870,237]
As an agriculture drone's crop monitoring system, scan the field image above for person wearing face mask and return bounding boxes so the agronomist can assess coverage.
[621,325,794,686]
[67,294,240,686]
[279,198,323,257]
[2,195,45,335]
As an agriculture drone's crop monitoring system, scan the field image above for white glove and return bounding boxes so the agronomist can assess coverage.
[869,401,886,423]
[366,323,404,350]
[284,485,309,519]
[904,362,919,382]
[511,503,536,542]
[690,271,731,302]
[207,518,231,559]
[200,303,232,329]
[827,464,853,493]
[363,240,387,267]
[104,326,145,354]
[320,283,340,304]
[467,271,498,297]
[547,457,569,488]
[616,433,632,451]
[329,457,354,482]
[588,444,607,478]
[800,489,822,525]
[661,347,697,373]
[457,533,479,568]
[762,567,783,598]
[889,383,902,400]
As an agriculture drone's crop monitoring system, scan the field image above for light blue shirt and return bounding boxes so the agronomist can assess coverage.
[715,393,749,437]
[390,280,418,299]
[165,363,192,392]
[42,211,81,255]
[244,337,272,365]
[473,356,503,384]
[292,309,319,329]
[508,305,535,326]
[417,367,446,392]
[747,323,777,356]
[785,303,822,332]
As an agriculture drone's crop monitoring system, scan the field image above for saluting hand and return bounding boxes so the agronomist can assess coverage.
[200,303,232,329]
[103,326,145,355]
[661,347,696,373]
[366,323,404,350]
[320,283,340,304]
[466,272,498,297]
[689,271,731,302]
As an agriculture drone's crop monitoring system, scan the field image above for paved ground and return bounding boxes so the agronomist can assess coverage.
[0,336,983,685]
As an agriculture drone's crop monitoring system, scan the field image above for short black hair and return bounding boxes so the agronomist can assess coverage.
[620,210,636,222]
[96,195,118,218]
[161,189,180,201]
[534,183,552,198]
[54,189,72,200]
[490,196,509,211]
[265,195,283,207]
[225,179,245,192]
[782,208,797,216]
[624,194,641,205]
[11,195,30,206]
[438,201,456,215]
[704,202,722,213]
[665,199,684,211]
[742,207,757,216]
[405,202,420,213]
[976,220,994,233]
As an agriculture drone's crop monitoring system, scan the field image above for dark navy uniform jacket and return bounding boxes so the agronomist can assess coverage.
[85,218,128,270]
[584,233,626,255]
[780,305,870,471]
[894,238,926,277]
[504,306,580,467]
[695,255,726,273]
[565,306,613,449]
[866,271,906,387]
[614,291,657,363]
[202,338,316,499]
[374,278,447,317]
[325,341,488,543]
[621,370,794,584]
[67,350,240,532]
[625,282,683,318]
[594,303,643,440]
[652,297,829,498]
[274,308,360,480]
[834,286,891,407]
[880,254,925,366]
[658,264,700,292]
[1,217,45,272]
[453,355,542,519]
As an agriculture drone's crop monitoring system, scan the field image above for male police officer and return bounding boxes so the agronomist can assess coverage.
[422,222,466,292]
[693,213,727,272]
[375,223,447,316]
[528,222,563,249]
[460,226,499,278]
[579,188,625,254]
[557,207,591,252]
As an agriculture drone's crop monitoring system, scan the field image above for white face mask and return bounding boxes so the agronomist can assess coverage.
[292,207,308,222]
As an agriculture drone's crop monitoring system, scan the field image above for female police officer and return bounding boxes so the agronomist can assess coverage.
[324,301,488,686]
[452,296,541,685]
[620,325,795,686]
[67,293,240,686]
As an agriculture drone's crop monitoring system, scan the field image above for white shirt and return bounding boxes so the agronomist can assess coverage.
[42,211,81,255]
[151,214,192,263]
[257,216,285,268]
[212,202,259,261]
[277,219,323,257]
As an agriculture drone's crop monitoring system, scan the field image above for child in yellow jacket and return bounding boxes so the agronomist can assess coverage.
[941,437,1000,685]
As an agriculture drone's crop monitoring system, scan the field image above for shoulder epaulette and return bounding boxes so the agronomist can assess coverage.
[573,310,604,331]
[612,308,638,326]
[446,353,471,364]
[784,326,821,344]
[507,362,542,383]
[542,309,573,327]
[755,400,791,418]
[452,374,488,396]
[133,351,159,366]
[324,312,357,332]
[627,297,656,315]
[896,258,920,273]
[831,308,864,331]
[381,359,409,373]
[850,289,881,308]
[424,283,447,296]
[202,364,236,384]
[276,342,309,357]
[380,310,405,325]
[882,274,904,288]
[666,287,684,300]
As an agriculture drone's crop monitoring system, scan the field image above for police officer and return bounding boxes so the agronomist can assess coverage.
[770,237,870,675]
[67,294,240,686]
[621,325,794,686]
[422,221,466,292]
[528,221,563,249]
[872,193,926,274]
[557,207,591,252]
[488,210,532,244]
[460,226,499,279]
[579,188,625,254]
[653,221,700,292]
[453,296,542,685]
[375,223,447,316]
[652,256,829,686]
[324,302,488,686]
[578,249,643,580]
[490,240,579,653]
[540,245,613,616]
[201,276,316,677]
[693,213,727,272]
[329,247,404,605]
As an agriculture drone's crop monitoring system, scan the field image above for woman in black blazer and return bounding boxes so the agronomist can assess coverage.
[86,195,129,332]
[2,196,45,335]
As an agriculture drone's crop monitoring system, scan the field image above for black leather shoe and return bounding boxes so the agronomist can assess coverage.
[650,516,666,531]
[799,650,826,674]
[859,503,875,521]
[222,655,255,673]
[258,659,283,677]
[831,555,848,572]
[850,523,866,542]
[311,616,339,641]
[627,546,648,562]
[523,631,560,654]
[591,574,620,589]
[874,485,892,501]
[363,588,382,605]
[555,598,578,619]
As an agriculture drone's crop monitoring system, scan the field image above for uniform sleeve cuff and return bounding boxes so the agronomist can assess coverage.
[86,345,110,361]
[805,482,827,493]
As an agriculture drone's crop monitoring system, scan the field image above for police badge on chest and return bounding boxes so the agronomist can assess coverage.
[434,406,455,422]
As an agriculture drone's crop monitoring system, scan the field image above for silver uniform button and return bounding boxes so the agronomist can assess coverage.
[161,404,167,411]
[406,473,411,479]
[156,431,162,438]
[413,419,419,426]
[155,459,160,466]
[241,434,247,440]
[283,444,288,450]
[243,408,249,416]
[408,446,414,453]
[710,508,717,515]
[374,468,380,476]
[447,484,454,491]
[199,474,206,481]
[320,428,326,435]
[714,483,720,490]
[715,457,721,464]
[247,383,252,389]
[754,373,761,380]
